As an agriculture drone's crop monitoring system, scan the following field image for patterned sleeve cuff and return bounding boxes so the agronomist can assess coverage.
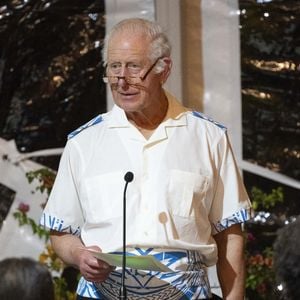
[212,207,253,235]
[40,212,81,236]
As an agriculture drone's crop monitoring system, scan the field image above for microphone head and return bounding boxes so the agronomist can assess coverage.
[124,171,134,183]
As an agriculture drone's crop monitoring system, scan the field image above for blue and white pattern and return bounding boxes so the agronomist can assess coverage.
[213,208,252,233]
[191,111,227,131]
[77,248,211,299]
[40,212,81,236]
[68,115,103,139]
[77,279,102,298]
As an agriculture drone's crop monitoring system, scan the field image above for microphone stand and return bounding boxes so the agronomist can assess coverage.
[120,172,134,299]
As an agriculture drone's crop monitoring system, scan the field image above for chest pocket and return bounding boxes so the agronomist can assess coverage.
[168,170,209,218]
[83,171,124,222]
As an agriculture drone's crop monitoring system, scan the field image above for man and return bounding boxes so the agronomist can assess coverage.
[41,18,252,300]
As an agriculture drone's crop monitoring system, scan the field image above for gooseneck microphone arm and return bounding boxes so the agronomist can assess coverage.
[120,171,134,300]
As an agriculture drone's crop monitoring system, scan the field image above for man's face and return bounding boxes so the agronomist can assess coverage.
[107,32,164,115]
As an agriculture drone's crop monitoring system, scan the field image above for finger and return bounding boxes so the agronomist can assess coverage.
[83,266,115,282]
[86,264,115,276]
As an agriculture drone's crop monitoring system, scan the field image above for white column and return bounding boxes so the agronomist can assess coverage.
[201,0,242,158]
[155,0,182,101]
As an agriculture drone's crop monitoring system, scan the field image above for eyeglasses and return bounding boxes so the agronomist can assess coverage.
[103,57,162,84]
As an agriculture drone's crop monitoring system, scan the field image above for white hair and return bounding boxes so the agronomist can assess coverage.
[102,18,171,73]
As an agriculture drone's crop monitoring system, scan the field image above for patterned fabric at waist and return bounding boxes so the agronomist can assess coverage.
[77,248,212,300]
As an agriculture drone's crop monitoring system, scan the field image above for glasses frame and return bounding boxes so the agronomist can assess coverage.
[103,57,163,84]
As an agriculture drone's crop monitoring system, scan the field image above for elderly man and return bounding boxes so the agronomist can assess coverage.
[41,18,252,300]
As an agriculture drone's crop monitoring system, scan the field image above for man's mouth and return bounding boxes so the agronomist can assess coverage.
[119,92,139,97]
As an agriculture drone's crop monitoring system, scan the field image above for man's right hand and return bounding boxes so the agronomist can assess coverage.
[50,231,114,283]
[78,245,115,282]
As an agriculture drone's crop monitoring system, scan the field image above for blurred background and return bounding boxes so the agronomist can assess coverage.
[0,0,299,299]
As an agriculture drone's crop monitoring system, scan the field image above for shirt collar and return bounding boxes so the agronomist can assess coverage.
[162,90,188,127]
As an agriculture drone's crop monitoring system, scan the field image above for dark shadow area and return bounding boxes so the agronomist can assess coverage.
[0,0,107,170]
[240,0,300,181]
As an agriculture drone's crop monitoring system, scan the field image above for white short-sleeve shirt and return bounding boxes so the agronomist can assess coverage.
[41,91,252,299]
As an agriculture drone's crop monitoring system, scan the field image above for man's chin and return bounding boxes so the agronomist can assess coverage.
[116,101,141,113]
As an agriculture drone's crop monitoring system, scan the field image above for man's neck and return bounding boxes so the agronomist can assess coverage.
[127,93,169,131]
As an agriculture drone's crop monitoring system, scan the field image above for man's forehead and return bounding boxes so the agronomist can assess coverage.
[107,33,150,60]
[109,32,150,49]
[108,48,147,57]
[108,46,149,61]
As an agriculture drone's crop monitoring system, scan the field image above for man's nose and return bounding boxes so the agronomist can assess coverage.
[117,67,129,87]
[117,77,128,88]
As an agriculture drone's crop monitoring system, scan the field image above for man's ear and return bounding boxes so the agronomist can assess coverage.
[160,57,172,85]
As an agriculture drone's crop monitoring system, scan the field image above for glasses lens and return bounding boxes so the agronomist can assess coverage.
[103,76,118,84]
[103,76,141,84]
[126,77,141,84]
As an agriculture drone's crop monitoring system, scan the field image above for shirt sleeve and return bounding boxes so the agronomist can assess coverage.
[209,131,252,235]
[40,139,84,236]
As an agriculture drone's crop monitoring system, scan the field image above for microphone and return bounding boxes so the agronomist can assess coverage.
[124,171,134,183]
[120,171,134,300]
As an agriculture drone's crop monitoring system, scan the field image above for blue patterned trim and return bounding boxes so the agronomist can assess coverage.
[77,248,211,299]
[213,208,252,233]
[39,212,81,236]
[68,115,103,139]
[77,278,102,299]
[191,111,227,130]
